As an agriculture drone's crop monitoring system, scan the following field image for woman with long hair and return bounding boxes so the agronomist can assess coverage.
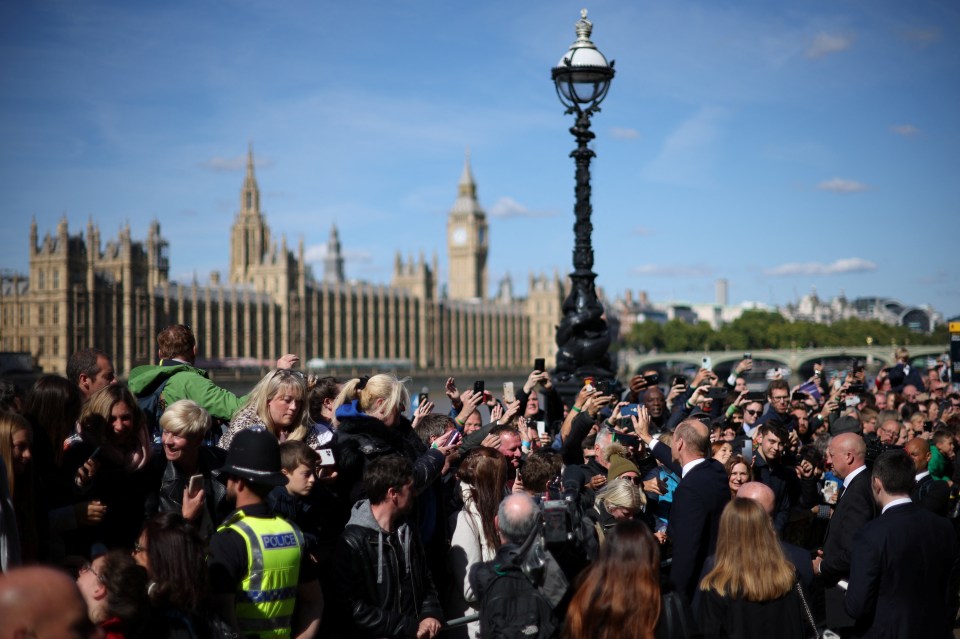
[134,512,206,610]
[448,447,507,639]
[62,385,155,551]
[0,411,38,561]
[565,520,687,639]
[697,498,806,639]
[22,375,84,468]
[219,369,331,450]
[332,374,447,505]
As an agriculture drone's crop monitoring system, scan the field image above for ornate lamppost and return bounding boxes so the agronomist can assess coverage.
[551,9,618,399]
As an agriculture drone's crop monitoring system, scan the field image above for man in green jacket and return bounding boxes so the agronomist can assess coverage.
[128,323,299,423]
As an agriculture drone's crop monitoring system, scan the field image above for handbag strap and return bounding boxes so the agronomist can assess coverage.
[795,581,820,639]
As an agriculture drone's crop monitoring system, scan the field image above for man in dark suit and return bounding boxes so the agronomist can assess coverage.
[814,433,878,585]
[845,449,959,638]
[633,409,730,600]
[905,437,950,517]
[813,432,879,632]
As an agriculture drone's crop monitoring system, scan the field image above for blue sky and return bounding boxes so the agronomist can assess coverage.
[2,0,958,318]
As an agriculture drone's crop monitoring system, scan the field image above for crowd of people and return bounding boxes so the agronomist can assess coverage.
[1,325,958,639]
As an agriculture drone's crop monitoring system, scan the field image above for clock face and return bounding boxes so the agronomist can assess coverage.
[452,227,467,246]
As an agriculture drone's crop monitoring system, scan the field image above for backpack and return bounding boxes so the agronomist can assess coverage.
[478,565,559,639]
[137,377,171,443]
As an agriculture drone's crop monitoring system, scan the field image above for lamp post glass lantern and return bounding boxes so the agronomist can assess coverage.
[551,9,619,401]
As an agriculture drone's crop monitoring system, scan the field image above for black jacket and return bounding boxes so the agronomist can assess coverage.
[751,452,799,534]
[334,500,443,638]
[334,405,445,508]
[819,466,879,587]
[144,445,229,540]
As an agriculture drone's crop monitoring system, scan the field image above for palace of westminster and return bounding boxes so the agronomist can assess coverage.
[0,149,566,376]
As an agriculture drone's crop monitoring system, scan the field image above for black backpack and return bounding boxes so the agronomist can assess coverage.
[137,377,171,443]
[477,564,559,639]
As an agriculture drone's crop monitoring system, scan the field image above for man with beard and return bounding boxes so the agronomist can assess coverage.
[334,455,443,639]
[208,428,323,639]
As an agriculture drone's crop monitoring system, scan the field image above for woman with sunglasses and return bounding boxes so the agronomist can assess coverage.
[219,368,331,451]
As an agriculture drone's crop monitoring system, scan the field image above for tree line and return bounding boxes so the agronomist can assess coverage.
[621,309,951,353]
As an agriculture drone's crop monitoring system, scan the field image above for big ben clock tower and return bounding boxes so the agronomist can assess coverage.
[447,152,489,300]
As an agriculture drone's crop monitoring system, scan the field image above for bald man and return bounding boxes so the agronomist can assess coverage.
[814,433,879,632]
[0,566,100,639]
[905,438,950,517]
[633,413,730,599]
[738,482,815,593]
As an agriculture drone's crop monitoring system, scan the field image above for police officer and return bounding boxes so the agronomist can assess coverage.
[208,428,323,639]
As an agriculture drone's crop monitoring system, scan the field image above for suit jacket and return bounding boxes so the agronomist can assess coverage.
[820,466,879,586]
[845,502,960,638]
[912,473,951,517]
[652,444,730,600]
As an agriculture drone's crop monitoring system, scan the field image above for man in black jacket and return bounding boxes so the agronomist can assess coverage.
[333,455,443,639]
[751,423,799,533]
[905,437,950,517]
[633,409,730,600]
[814,432,879,632]
[845,449,959,638]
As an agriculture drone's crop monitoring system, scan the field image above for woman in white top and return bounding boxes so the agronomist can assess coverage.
[448,446,508,639]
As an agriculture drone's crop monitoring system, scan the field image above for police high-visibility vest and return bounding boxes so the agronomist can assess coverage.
[219,510,304,639]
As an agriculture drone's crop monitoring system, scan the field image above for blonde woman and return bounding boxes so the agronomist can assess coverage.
[582,476,647,560]
[697,498,806,638]
[332,374,447,505]
[219,369,332,450]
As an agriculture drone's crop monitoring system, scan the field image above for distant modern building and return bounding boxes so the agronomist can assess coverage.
[780,288,939,333]
[0,148,564,375]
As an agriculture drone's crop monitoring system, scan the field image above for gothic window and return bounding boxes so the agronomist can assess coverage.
[38,270,45,290]
[53,305,59,325]
[38,336,45,354]
[246,191,252,210]
[53,336,59,355]
[53,270,60,289]
[38,306,45,325]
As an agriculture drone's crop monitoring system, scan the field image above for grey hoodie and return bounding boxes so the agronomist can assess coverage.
[347,499,413,585]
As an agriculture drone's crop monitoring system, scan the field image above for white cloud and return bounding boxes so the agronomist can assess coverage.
[806,33,854,59]
[632,263,714,277]
[488,196,555,218]
[611,127,640,140]
[890,124,920,137]
[641,107,726,185]
[765,258,877,277]
[904,28,940,46]
[817,177,869,193]
[631,226,654,237]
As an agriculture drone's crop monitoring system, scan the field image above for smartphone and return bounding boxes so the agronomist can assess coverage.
[535,421,547,438]
[595,379,612,396]
[534,358,546,373]
[671,375,687,387]
[503,381,516,404]
[417,392,429,405]
[318,448,336,466]
[743,353,752,360]
[621,403,641,418]
[702,356,713,371]
[583,376,595,392]
[844,395,861,408]
[187,474,204,497]
[443,430,463,447]
[744,391,766,402]
[742,440,753,459]
[792,391,807,402]
[473,380,485,395]
[706,387,728,400]
[642,373,660,385]
[87,446,103,463]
